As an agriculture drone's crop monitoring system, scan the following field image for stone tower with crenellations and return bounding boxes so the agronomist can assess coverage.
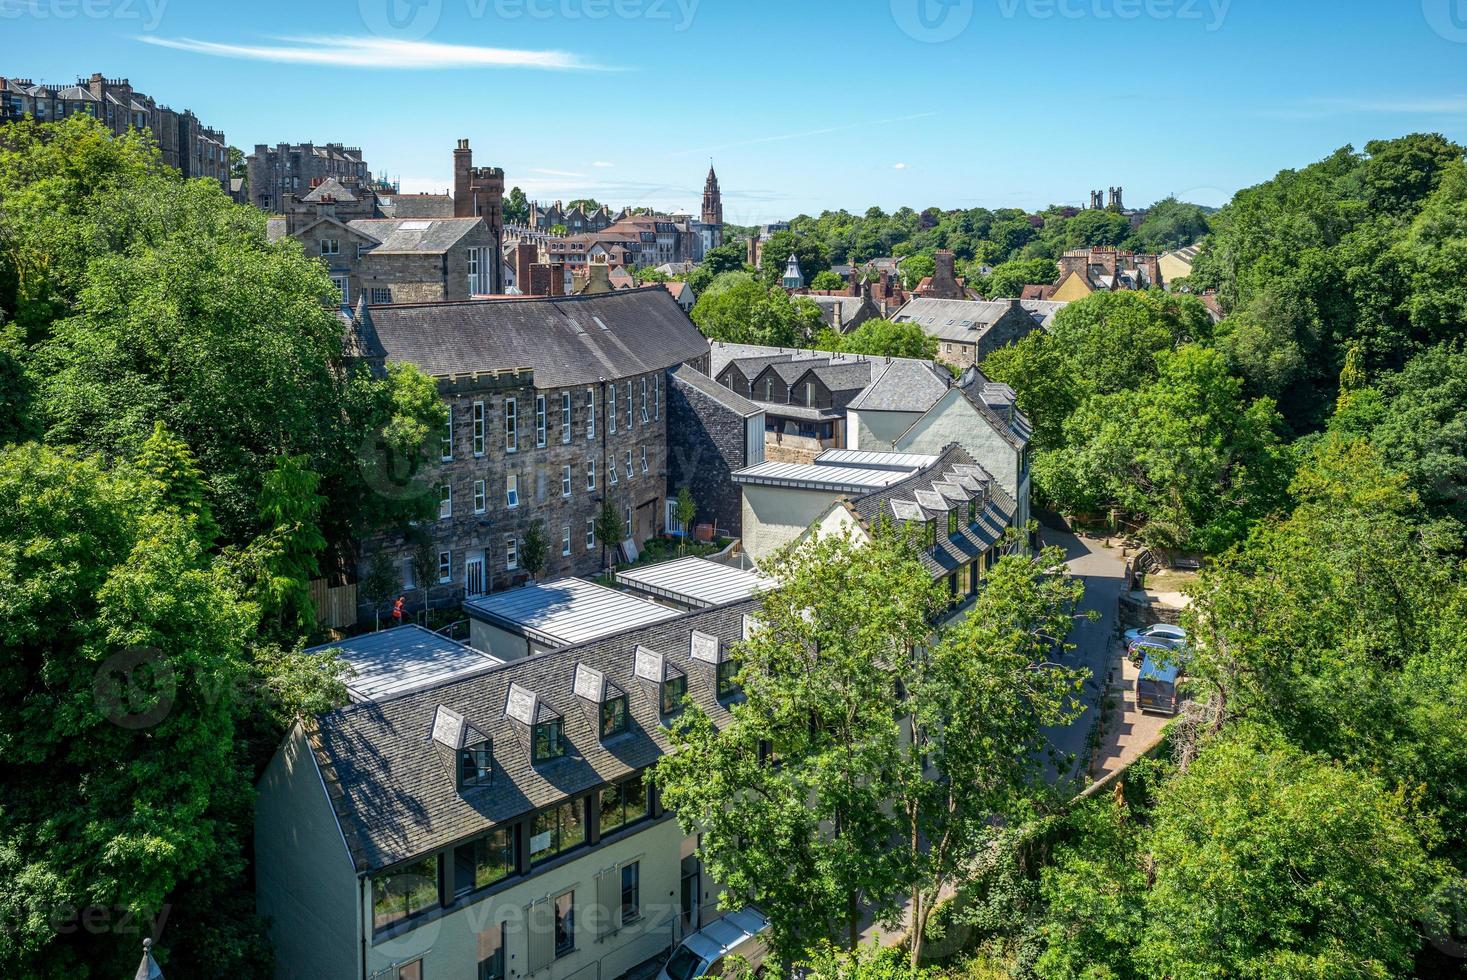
[453,139,505,292]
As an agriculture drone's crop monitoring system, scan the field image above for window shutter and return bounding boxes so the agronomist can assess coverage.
[595,866,620,939]
[526,898,555,973]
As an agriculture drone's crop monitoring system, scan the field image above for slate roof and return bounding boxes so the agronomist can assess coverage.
[346,217,484,254]
[377,193,456,219]
[846,444,1017,579]
[890,298,1033,344]
[846,359,952,413]
[671,364,764,419]
[305,599,759,872]
[357,289,711,388]
[302,177,356,203]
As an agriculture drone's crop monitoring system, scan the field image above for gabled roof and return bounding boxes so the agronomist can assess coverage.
[376,193,456,219]
[303,599,758,872]
[671,364,764,419]
[846,359,952,413]
[302,176,356,203]
[889,298,1031,343]
[357,289,710,388]
[346,217,485,254]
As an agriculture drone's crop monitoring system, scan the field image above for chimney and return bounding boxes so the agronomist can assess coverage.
[549,262,566,297]
[453,139,472,217]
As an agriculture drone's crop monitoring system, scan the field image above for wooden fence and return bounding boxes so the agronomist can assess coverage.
[308,579,358,630]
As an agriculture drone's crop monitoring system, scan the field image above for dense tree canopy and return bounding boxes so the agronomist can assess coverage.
[690,271,823,347]
[815,318,938,360]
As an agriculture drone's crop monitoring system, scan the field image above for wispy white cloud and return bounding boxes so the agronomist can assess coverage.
[670,112,939,156]
[592,161,616,168]
[133,34,604,71]
[893,162,909,170]
[1258,94,1467,119]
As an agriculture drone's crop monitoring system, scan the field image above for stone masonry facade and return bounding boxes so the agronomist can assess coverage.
[667,370,753,536]
[360,369,671,612]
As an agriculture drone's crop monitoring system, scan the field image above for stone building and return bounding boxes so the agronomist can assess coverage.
[889,297,1045,370]
[266,139,506,303]
[246,142,372,214]
[666,365,765,536]
[912,249,969,300]
[700,163,724,252]
[0,72,228,186]
[344,289,711,613]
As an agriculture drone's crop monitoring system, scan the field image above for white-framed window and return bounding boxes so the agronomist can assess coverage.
[586,520,596,548]
[370,287,392,305]
[439,484,452,519]
[505,398,518,453]
[320,238,339,256]
[586,388,596,441]
[561,392,572,443]
[587,460,597,490]
[504,472,520,508]
[505,536,518,570]
[624,505,633,538]
[640,378,649,422]
[536,395,547,447]
[625,450,633,480]
[442,412,454,461]
[640,446,649,474]
[438,550,452,583]
[805,381,816,407]
[473,479,486,515]
[608,385,617,433]
[608,454,618,486]
[561,525,572,557]
[625,381,633,428]
[331,275,350,305]
[654,373,660,420]
[402,557,417,589]
[472,401,486,457]
[467,245,489,295]
[561,465,572,497]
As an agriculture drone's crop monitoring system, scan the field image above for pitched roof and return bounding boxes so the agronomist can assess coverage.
[302,177,356,203]
[376,193,456,219]
[464,578,682,649]
[845,444,1016,578]
[359,289,710,388]
[346,217,485,254]
[670,364,764,419]
[305,599,758,871]
[846,359,952,413]
[889,298,1031,343]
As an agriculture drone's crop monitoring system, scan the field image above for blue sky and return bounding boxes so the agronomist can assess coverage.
[4,0,1467,221]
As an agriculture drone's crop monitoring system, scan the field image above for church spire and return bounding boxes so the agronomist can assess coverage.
[701,160,724,248]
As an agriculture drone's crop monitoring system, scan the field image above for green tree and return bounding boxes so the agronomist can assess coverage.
[359,550,399,631]
[809,269,845,291]
[255,454,327,634]
[820,318,937,360]
[1125,196,1211,253]
[759,231,829,286]
[566,198,602,212]
[0,444,256,977]
[691,272,823,347]
[594,498,623,573]
[136,420,218,544]
[521,520,548,580]
[655,529,942,958]
[980,258,1058,298]
[504,186,529,225]
[675,485,696,556]
[898,251,935,290]
[904,540,1088,965]
[1038,345,1289,550]
[1139,729,1441,978]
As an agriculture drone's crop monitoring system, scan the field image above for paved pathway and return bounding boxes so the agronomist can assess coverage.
[1039,524,1127,787]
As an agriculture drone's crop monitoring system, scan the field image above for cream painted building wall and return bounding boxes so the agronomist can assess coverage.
[893,389,1030,529]
[739,484,845,563]
[846,408,922,452]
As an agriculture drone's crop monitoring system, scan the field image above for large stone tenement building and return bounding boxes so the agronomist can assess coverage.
[0,72,228,186]
[246,142,374,215]
[345,289,711,613]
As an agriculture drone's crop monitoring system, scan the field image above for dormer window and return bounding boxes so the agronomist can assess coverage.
[947,509,959,536]
[716,660,740,700]
[506,682,567,765]
[661,674,687,713]
[691,629,739,701]
[533,718,565,763]
[459,740,493,787]
[924,521,937,550]
[601,696,628,737]
[575,663,630,740]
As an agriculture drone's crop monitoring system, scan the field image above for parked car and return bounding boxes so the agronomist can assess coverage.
[1128,637,1176,666]
[660,907,771,980]
[1137,650,1183,715]
[1123,623,1187,649]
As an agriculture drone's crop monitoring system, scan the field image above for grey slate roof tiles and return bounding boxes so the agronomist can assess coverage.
[360,289,710,389]
[308,599,758,873]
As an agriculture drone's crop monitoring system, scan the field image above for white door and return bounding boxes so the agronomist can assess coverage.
[465,555,486,597]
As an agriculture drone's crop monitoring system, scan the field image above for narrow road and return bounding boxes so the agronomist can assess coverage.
[1040,522,1126,787]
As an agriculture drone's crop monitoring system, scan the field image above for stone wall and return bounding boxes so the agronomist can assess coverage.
[666,370,751,535]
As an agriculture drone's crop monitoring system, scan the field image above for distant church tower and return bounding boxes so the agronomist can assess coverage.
[702,163,724,250]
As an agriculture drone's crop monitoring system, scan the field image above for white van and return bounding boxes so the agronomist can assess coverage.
[658,907,772,980]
